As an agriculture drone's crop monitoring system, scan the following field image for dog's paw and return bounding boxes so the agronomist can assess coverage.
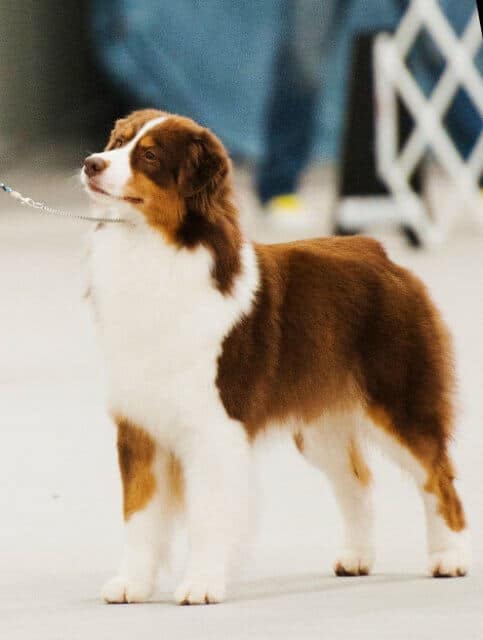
[101,575,153,604]
[429,550,469,578]
[174,576,225,605]
[334,548,374,577]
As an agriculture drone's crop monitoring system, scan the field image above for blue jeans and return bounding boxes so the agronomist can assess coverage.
[90,0,481,194]
[256,1,340,203]
[256,0,398,202]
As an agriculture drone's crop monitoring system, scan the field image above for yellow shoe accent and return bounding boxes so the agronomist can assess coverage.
[264,194,310,231]
[266,194,303,213]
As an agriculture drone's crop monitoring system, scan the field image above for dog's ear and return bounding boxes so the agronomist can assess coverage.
[178,128,230,198]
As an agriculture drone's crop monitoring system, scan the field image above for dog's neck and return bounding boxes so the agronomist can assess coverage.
[176,187,243,295]
[103,187,245,297]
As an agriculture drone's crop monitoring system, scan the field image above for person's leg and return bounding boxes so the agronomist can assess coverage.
[256,48,319,203]
[256,0,339,204]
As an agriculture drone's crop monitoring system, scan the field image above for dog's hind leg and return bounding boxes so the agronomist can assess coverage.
[367,405,469,577]
[297,412,375,576]
[357,266,469,576]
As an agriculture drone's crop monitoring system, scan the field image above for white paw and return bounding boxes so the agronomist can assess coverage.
[429,550,469,578]
[174,576,226,605]
[101,575,153,604]
[334,548,375,577]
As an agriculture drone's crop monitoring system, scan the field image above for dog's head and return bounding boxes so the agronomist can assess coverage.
[81,109,231,232]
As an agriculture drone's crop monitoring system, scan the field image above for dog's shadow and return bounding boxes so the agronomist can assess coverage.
[231,572,422,603]
[149,572,423,606]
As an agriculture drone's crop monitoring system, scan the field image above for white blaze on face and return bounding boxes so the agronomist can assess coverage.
[82,116,167,198]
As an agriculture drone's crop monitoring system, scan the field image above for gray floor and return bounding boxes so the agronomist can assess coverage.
[1,164,483,639]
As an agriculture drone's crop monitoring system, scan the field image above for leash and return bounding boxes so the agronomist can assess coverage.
[0,181,127,224]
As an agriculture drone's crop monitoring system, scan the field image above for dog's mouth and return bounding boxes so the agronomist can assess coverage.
[87,181,143,205]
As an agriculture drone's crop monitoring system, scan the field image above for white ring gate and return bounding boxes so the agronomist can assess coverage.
[374,0,483,245]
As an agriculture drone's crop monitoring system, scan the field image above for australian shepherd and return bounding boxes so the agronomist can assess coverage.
[81,109,468,605]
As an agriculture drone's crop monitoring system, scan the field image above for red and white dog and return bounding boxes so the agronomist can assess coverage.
[82,110,468,605]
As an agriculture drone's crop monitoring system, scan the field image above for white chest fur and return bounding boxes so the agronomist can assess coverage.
[89,222,258,447]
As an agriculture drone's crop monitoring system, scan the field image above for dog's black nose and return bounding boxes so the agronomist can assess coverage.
[84,155,107,178]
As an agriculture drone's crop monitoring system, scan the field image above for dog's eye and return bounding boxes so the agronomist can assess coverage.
[113,138,124,149]
[144,150,157,162]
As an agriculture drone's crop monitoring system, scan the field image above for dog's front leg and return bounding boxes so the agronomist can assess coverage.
[102,418,182,603]
[174,423,253,605]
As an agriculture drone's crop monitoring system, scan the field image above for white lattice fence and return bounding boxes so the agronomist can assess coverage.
[374,0,483,245]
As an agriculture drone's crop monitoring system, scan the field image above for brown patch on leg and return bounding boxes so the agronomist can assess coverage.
[424,460,466,532]
[167,452,184,511]
[348,438,372,487]
[115,416,156,520]
[367,405,466,532]
[293,432,304,454]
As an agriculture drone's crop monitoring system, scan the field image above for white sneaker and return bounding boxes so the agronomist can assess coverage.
[264,194,310,230]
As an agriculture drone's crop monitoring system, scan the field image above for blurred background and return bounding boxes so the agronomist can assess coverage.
[1,2,483,639]
[1,0,481,243]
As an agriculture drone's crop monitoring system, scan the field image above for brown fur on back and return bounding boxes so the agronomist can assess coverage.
[217,235,454,443]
